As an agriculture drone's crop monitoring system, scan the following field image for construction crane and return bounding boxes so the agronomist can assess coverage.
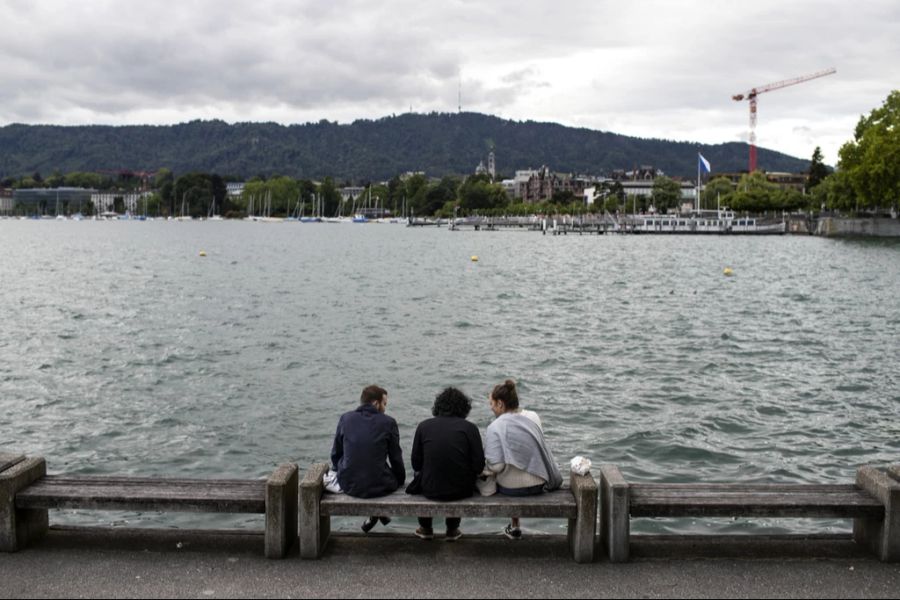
[732,67,836,173]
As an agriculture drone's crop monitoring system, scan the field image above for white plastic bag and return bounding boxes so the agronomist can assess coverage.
[323,469,343,494]
[569,456,592,476]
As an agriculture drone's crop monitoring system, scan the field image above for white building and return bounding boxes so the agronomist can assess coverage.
[340,186,365,204]
[226,182,246,197]
[91,192,148,214]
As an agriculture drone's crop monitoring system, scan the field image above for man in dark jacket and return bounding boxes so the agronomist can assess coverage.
[406,387,485,540]
[331,385,406,501]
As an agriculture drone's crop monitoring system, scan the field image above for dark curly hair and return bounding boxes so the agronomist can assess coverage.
[432,387,472,418]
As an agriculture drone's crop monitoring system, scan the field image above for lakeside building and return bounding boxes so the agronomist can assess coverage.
[91,192,150,214]
[226,182,246,197]
[619,180,696,201]
[0,188,13,213]
[12,187,97,215]
[611,166,664,181]
[339,186,365,204]
[503,167,607,204]
[475,151,497,181]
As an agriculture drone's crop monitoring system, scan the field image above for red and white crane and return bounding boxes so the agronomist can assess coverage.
[732,67,836,173]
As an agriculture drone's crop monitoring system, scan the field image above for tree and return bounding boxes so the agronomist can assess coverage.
[838,90,900,212]
[45,171,64,188]
[403,174,430,215]
[423,176,459,216]
[729,172,779,213]
[174,173,214,217]
[64,172,105,189]
[458,174,507,213]
[700,177,735,210]
[318,177,341,217]
[811,171,857,213]
[650,176,683,212]
[807,146,830,190]
[551,190,576,205]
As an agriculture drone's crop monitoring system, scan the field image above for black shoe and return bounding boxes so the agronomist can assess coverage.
[414,527,434,540]
[378,516,392,526]
[503,524,522,540]
[361,517,379,533]
[445,528,462,542]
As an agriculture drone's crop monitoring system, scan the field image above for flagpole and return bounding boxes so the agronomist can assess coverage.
[696,153,701,213]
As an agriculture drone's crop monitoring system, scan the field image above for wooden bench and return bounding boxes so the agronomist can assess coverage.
[0,453,298,558]
[299,463,598,563]
[599,464,900,563]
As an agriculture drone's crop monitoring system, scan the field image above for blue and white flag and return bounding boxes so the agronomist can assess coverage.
[698,153,711,174]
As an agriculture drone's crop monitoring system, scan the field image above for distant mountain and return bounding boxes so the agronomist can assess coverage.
[0,113,810,181]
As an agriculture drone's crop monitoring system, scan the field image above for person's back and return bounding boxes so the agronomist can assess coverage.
[412,415,484,501]
[407,387,485,540]
[331,385,406,499]
[485,379,562,540]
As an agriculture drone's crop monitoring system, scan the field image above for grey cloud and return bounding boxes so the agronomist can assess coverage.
[0,0,898,161]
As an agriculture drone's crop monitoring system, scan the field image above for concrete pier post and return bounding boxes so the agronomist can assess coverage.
[265,463,299,559]
[853,465,900,562]
[567,471,598,563]
[0,454,48,552]
[599,464,630,563]
[299,463,330,559]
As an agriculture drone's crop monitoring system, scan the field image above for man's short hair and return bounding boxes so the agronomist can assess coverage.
[360,385,387,405]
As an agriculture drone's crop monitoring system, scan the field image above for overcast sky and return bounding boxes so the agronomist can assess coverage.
[2,0,898,165]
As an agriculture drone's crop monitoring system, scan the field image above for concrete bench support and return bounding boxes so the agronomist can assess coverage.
[567,472,598,563]
[5,455,298,558]
[299,462,331,559]
[599,464,630,563]
[299,463,597,563]
[0,454,48,552]
[265,463,299,559]
[854,465,900,562]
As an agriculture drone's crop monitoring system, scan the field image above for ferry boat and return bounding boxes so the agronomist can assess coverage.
[626,209,785,235]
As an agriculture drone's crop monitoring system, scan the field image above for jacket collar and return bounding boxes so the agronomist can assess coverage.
[356,403,379,415]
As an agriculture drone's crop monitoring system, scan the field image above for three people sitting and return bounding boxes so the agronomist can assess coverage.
[328,380,560,540]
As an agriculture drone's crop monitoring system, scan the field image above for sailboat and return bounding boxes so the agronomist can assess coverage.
[284,193,301,222]
[175,193,193,221]
[208,194,223,220]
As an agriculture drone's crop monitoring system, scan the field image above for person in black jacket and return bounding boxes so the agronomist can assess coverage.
[406,387,485,541]
[331,385,406,531]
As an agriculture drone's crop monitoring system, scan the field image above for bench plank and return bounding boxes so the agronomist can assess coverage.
[629,484,884,519]
[322,489,577,519]
[15,476,266,514]
[631,484,864,493]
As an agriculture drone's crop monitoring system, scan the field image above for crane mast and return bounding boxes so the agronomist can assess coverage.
[732,67,836,173]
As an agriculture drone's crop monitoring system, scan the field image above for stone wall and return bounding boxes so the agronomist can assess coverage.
[816,217,900,238]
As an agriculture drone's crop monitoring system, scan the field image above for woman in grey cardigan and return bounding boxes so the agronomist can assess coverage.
[484,380,562,540]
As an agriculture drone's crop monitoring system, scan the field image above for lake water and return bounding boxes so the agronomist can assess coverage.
[2,221,898,535]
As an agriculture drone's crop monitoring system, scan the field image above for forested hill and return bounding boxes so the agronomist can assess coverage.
[0,113,810,181]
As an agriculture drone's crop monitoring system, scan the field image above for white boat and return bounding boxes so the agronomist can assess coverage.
[627,208,785,234]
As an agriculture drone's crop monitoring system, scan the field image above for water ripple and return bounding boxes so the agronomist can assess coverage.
[1,223,899,535]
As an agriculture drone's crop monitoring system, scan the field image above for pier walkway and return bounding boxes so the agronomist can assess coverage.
[2,527,899,598]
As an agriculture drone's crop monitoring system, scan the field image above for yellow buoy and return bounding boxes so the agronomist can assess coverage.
[199,251,207,257]
[723,267,733,276]
[471,255,479,262]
